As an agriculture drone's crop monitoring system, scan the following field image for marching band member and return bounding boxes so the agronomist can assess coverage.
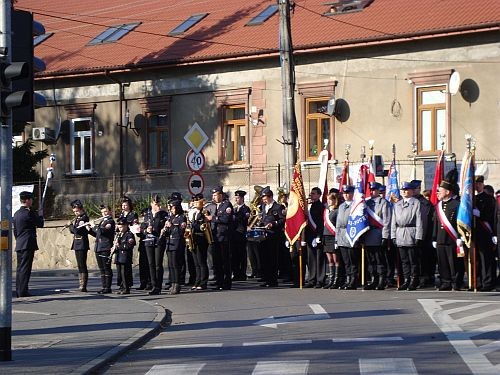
[137,208,152,290]
[88,204,115,294]
[363,182,391,290]
[114,217,136,294]
[190,194,210,290]
[304,187,326,288]
[68,199,90,292]
[258,187,286,287]
[164,201,187,295]
[390,182,423,291]
[232,190,251,281]
[117,196,138,290]
[322,190,343,289]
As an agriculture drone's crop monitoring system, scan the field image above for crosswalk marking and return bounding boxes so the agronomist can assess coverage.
[152,343,223,350]
[308,304,328,315]
[359,358,417,375]
[446,302,491,315]
[145,363,205,375]
[453,309,500,325]
[243,339,312,346]
[252,361,309,375]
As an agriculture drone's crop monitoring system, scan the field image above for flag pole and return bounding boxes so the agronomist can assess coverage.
[345,144,351,183]
[391,144,401,289]
[471,138,477,292]
[360,146,366,288]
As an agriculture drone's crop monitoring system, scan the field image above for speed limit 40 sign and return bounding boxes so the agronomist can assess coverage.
[186,150,205,172]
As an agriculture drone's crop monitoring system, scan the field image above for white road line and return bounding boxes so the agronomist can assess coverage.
[152,343,223,350]
[454,309,500,325]
[469,324,500,337]
[332,337,403,343]
[309,304,328,315]
[13,310,57,316]
[446,303,492,315]
[243,339,312,346]
[477,340,500,355]
[146,363,205,375]
[252,361,309,375]
[359,358,417,374]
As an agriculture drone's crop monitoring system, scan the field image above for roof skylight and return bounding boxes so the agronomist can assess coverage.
[247,4,278,26]
[88,22,140,45]
[34,32,54,46]
[168,13,208,36]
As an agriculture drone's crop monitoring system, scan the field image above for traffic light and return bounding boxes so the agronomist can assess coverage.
[0,58,29,117]
[10,9,46,124]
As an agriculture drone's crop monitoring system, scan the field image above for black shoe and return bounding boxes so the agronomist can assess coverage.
[136,284,147,290]
[479,286,494,292]
[248,274,256,279]
[101,288,112,294]
[438,284,452,291]
[148,288,161,295]
[211,286,223,291]
[314,283,324,289]
[17,292,32,298]
[363,283,377,290]
[304,283,315,289]
[397,282,410,291]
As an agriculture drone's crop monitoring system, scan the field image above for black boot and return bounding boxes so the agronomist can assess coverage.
[323,266,335,289]
[97,275,106,294]
[363,276,377,290]
[407,277,419,291]
[376,275,386,290]
[345,276,358,290]
[340,275,351,290]
[398,278,410,291]
[101,275,112,294]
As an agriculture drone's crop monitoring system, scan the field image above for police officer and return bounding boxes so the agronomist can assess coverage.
[114,217,136,294]
[88,205,116,294]
[364,182,391,290]
[259,187,286,287]
[205,186,234,290]
[391,182,423,291]
[232,190,251,281]
[164,201,187,295]
[304,187,326,288]
[13,191,44,298]
[68,199,90,292]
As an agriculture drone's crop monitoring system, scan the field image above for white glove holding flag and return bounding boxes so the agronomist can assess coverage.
[334,243,338,250]
[473,208,481,217]
[432,241,437,249]
[493,236,498,245]
[316,237,321,244]
[456,238,463,247]
[312,238,318,248]
[285,241,290,248]
[301,241,307,247]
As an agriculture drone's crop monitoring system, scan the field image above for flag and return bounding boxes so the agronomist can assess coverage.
[317,149,331,204]
[364,159,376,198]
[430,150,444,206]
[346,164,370,247]
[338,160,349,192]
[385,159,400,203]
[285,162,308,246]
[457,151,474,247]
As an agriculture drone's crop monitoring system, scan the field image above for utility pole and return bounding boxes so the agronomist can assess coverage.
[0,0,13,361]
[278,0,298,187]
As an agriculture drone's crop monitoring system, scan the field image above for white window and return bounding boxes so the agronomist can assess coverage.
[417,86,446,153]
[70,117,93,174]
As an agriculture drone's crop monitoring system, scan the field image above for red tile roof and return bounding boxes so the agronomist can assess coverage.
[14,0,500,77]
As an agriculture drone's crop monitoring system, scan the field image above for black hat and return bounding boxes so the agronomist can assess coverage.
[152,194,161,203]
[410,179,422,187]
[378,185,386,192]
[116,217,129,225]
[169,192,182,201]
[260,186,273,197]
[192,193,204,201]
[234,190,247,197]
[369,182,381,190]
[70,199,83,208]
[475,175,484,183]
[329,187,339,194]
[440,169,459,192]
[400,181,415,190]
[211,186,223,194]
[99,204,110,210]
[19,191,33,200]
[342,185,355,193]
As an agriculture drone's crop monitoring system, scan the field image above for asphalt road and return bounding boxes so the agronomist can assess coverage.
[98,280,500,375]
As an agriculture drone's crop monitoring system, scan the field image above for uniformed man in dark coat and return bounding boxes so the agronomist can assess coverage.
[232,190,251,281]
[13,191,44,297]
[137,208,152,290]
[113,217,136,294]
[189,194,210,290]
[68,199,90,292]
[164,202,187,295]
[259,187,286,287]
[304,187,326,288]
[206,186,234,290]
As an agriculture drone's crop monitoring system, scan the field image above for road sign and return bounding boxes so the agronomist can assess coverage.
[186,150,205,172]
[184,122,209,154]
[187,172,204,196]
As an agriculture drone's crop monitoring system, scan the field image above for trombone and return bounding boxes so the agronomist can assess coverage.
[200,210,214,245]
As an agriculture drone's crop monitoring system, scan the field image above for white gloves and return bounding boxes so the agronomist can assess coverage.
[301,241,307,247]
[473,208,480,217]
[493,236,498,245]
[432,241,437,249]
[316,237,321,244]
[334,243,338,250]
[285,240,290,248]
[312,238,318,248]
[456,238,463,247]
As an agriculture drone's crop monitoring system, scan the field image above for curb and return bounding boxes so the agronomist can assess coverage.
[71,301,172,375]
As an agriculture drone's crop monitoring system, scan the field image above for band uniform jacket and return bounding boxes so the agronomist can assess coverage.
[141,208,169,248]
[323,207,338,239]
[364,196,391,246]
[391,197,423,247]
[13,206,44,251]
[475,191,497,242]
[305,200,325,244]
[433,198,460,246]
[233,204,251,236]
[69,212,90,251]
[119,211,139,226]
[209,200,234,242]
[114,230,136,264]
[335,201,355,248]
[165,213,187,251]
[260,201,286,237]
[88,215,116,252]
[415,194,434,241]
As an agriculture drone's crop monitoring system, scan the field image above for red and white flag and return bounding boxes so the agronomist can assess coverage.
[285,162,308,246]
[430,150,445,206]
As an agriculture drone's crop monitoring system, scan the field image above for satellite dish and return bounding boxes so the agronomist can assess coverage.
[326,96,336,116]
[449,71,461,96]
[333,98,350,123]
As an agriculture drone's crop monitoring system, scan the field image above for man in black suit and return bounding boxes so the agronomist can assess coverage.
[13,191,44,297]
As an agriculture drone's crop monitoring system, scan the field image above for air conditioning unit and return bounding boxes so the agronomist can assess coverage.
[32,127,55,142]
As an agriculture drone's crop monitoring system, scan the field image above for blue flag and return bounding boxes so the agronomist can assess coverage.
[385,159,400,204]
[346,165,370,247]
[457,152,473,247]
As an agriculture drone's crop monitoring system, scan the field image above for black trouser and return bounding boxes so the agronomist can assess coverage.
[385,240,397,280]
[476,239,496,289]
[231,233,247,278]
[260,235,279,285]
[278,235,293,279]
[213,239,231,289]
[145,245,165,289]
[96,250,112,286]
[16,249,35,297]
[117,258,133,288]
[340,246,360,279]
[167,248,184,284]
[365,245,387,277]
[116,262,132,290]
[436,244,457,287]
[306,243,326,285]
[74,250,88,273]
[290,242,306,286]
[247,240,262,277]
[398,246,419,280]
[183,248,196,284]
[193,235,209,287]
[137,243,151,287]
[419,240,437,283]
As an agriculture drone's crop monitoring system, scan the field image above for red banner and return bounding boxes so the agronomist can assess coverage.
[430,150,444,206]
[285,162,308,246]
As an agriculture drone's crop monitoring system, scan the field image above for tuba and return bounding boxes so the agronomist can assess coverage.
[200,210,214,245]
[277,186,289,205]
[247,185,263,229]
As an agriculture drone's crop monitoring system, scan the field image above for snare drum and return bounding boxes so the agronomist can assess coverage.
[246,228,267,242]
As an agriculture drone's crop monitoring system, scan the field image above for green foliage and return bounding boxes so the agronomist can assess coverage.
[13,140,48,184]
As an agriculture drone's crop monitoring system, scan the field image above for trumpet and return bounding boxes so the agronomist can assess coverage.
[248,185,263,229]
[201,210,214,245]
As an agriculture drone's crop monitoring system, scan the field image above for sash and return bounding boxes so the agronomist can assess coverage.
[324,208,336,235]
[437,201,464,257]
[366,206,384,229]
[307,204,318,231]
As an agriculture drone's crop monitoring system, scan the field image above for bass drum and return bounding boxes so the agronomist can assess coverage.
[246,228,267,242]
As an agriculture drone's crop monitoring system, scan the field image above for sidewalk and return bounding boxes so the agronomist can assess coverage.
[5,271,170,374]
